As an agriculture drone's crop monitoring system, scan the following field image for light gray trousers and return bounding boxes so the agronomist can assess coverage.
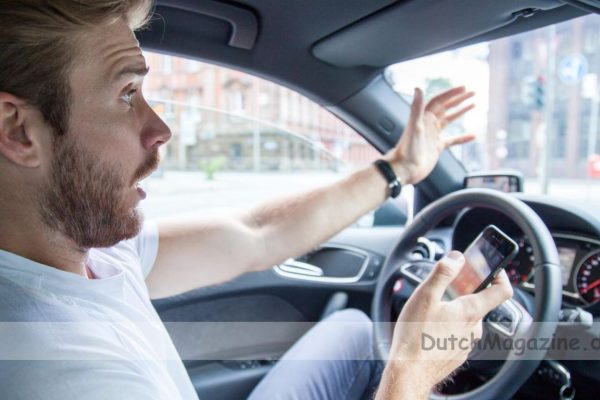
[247,309,384,400]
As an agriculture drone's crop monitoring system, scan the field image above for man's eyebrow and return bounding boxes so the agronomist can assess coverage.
[111,65,150,83]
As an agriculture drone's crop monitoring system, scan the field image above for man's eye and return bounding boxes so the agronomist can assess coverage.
[121,89,137,107]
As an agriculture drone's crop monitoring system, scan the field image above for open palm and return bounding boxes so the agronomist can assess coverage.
[386,86,476,185]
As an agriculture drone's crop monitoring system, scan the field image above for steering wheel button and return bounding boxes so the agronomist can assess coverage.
[393,279,403,293]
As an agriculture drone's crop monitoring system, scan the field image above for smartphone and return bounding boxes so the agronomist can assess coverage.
[445,225,518,299]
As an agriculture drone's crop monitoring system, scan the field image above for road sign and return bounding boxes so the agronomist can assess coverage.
[558,54,588,85]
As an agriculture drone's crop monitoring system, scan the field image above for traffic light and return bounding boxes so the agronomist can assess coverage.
[520,75,545,109]
[521,75,545,109]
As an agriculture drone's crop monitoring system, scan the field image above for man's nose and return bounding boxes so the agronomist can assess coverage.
[141,104,172,150]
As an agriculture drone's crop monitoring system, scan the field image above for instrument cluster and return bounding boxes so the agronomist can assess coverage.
[506,234,600,305]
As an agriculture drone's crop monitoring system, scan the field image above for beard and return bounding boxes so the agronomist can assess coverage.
[39,135,159,249]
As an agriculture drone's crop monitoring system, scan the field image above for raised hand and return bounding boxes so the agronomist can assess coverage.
[385,86,476,185]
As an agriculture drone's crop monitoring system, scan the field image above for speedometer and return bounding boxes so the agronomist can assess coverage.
[575,250,600,304]
[506,236,534,284]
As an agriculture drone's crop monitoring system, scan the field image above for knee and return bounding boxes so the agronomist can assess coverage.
[327,309,373,349]
[327,308,371,325]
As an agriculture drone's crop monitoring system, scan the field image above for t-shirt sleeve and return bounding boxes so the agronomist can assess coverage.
[131,220,160,279]
[94,220,160,282]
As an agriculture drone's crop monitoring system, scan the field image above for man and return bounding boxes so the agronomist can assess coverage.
[0,1,513,399]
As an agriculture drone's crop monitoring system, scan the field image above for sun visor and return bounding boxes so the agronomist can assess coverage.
[312,0,578,68]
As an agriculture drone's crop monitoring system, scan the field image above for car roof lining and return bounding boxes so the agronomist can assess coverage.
[312,0,587,67]
[424,4,588,58]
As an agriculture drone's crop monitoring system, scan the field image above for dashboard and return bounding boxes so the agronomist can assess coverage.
[384,193,600,397]
[450,195,600,309]
[508,233,600,305]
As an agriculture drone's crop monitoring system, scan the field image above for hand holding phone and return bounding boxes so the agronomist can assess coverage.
[445,225,518,299]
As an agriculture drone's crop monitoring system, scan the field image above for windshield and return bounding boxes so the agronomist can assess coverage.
[387,14,600,204]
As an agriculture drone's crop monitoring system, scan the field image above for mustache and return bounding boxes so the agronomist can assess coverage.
[131,151,160,185]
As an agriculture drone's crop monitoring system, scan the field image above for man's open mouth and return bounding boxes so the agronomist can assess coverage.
[133,173,152,199]
[135,184,147,199]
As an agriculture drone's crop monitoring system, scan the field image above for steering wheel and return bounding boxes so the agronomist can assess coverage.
[371,189,562,400]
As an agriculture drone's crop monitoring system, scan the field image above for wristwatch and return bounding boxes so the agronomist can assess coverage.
[374,159,402,198]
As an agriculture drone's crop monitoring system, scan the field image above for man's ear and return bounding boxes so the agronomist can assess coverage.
[0,92,44,168]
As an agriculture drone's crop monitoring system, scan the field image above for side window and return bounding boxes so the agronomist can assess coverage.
[141,52,411,226]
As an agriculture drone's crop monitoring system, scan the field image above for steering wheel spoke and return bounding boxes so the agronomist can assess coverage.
[399,260,435,286]
[468,299,533,363]
[485,298,529,338]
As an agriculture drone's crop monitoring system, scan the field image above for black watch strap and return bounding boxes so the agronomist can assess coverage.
[374,159,402,198]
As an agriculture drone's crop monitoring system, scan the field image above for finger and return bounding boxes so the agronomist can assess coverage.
[444,133,476,148]
[472,320,483,341]
[456,270,513,320]
[444,103,475,124]
[489,268,512,290]
[408,87,425,127]
[427,86,466,108]
[421,251,465,300]
[443,91,475,110]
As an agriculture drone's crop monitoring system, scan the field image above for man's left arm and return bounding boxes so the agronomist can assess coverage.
[145,87,475,299]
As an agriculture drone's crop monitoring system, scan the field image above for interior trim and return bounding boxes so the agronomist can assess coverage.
[273,244,370,284]
[156,0,258,49]
[312,0,573,67]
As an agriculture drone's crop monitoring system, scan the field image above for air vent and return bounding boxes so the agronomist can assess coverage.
[273,245,370,284]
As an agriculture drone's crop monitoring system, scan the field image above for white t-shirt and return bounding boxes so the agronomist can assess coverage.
[0,222,199,400]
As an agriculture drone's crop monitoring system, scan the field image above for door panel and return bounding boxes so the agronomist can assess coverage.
[151,227,407,399]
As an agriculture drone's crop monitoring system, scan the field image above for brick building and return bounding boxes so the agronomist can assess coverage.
[142,52,379,172]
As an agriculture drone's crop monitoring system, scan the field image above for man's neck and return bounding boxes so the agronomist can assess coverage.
[0,211,89,278]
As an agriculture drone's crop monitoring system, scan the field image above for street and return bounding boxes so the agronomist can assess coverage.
[139,171,600,221]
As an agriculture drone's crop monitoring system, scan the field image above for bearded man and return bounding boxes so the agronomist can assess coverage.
[0,1,512,399]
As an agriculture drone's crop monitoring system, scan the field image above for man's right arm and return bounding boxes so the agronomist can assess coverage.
[375,251,513,399]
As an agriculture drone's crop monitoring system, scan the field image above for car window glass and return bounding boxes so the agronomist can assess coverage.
[141,52,413,225]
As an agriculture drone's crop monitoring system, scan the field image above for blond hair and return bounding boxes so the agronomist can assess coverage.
[0,0,154,135]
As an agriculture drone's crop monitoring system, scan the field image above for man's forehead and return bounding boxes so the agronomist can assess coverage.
[104,44,147,83]
[74,20,147,87]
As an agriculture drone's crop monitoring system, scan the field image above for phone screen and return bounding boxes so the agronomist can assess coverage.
[445,225,517,299]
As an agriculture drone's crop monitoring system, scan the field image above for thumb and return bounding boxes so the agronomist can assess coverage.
[424,251,465,299]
